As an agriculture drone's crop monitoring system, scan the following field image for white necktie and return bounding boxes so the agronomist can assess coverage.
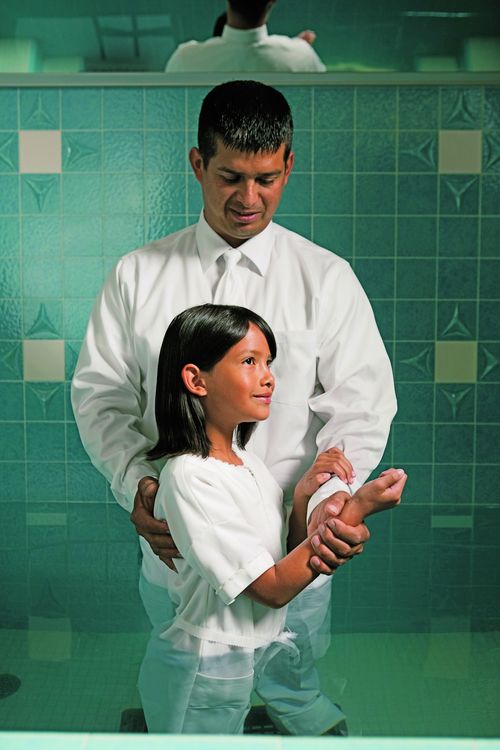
[212,249,244,305]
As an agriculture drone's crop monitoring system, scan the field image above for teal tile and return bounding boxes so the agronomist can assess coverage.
[23,257,63,298]
[145,174,186,215]
[396,301,435,340]
[25,382,65,421]
[435,424,474,463]
[314,87,354,130]
[395,382,434,423]
[108,543,143,581]
[0,382,24,420]
[440,87,483,129]
[477,383,500,423]
[356,174,395,215]
[20,89,60,129]
[0,462,26,501]
[395,342,434,381]
[398,131,437,172]
[64,257,103,297]
[356,130,396,172]
[22,216,62,257]
[103,131,144,172]
[0,90,18,129]
[0,132,19,172]
[144,130,187,173]
[440,175,479,215]
[391,507,432,544]
[484,133,500,173]
[145,215,188,243]
[397,258,435,299]
[397,216,437,257]
[355,216,394,257]
[278,86,311,130]
[0,422,24,460]
[313,130,353,172]
[394,463,432,504]
[145,88,185,130]
[475,464,500,504]
[62,173,102,214]
[481,217,500,258]
[68,541,107,582]
[21,175,60,214]
[186,86,212,129]
[353,258,394,299]
[436,384,475,422]
[276,173,311,214]
[0,257,20,297]
[356,87,396,129]
[65,344,80,381]
[398,87,439,129]
[104,173,144,214]
[66,422,91,462]
[0,175,19,214]
[103,88,143,130]
[371,299,394,341]
[62,88,102,129]
[480,259,500,299]
[103,215,144,259]
[479,301,500,340]
[67,465,107,504]
[0,217,20,257]
[62,132,102,172]
[434,464,473,504]
[482,175,500,215]
[23,299,62,338]
[478,342,500,381]
[63,297,95,339]
[68,502,107,541]
[314,173,353,214]
[485,87,500,129]
[438,258,477,299]
[26,423,65,461]
[187,173,203,214]
[312,216,353,256]
[289,129,311,173]
[437,300,476,340]
[398,174,437,215]
[63,216,102,256]
[27,462,66,501]
[393,422,433,463]
[0,341,22,379]
[0,300,22,338]
[276,215,311,239]
[439,217,479,257]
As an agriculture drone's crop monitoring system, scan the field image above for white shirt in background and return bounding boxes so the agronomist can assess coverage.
[165,24,326,72]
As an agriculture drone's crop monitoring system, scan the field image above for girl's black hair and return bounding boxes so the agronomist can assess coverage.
[147,304,277,460]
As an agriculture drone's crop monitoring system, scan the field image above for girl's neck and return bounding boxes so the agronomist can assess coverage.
[206,424,243,466]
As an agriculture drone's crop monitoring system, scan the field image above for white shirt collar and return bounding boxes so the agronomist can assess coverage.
[221,24,269,43]
[195,211,274,276]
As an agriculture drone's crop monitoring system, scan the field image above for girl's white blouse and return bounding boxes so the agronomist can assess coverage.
[141,449,289,649]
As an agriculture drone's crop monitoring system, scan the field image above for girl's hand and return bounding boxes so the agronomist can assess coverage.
[295,448,355,500]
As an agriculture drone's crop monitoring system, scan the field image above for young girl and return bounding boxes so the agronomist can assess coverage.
[138,303,406,735]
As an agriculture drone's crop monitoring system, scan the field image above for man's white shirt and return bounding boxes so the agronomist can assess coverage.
[72,214,397,547]
[165,24,326,72]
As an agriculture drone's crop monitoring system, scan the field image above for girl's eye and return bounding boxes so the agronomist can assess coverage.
[243,357,255,365]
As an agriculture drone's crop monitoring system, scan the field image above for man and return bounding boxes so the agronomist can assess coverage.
[165,0,326,73]
[72,80,396,735]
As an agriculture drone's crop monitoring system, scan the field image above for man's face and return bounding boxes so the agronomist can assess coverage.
[189,139,294,247]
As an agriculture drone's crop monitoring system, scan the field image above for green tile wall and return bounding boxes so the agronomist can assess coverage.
[0,84,499,634]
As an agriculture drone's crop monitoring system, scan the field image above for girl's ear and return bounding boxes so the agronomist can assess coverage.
[181,364,207,396]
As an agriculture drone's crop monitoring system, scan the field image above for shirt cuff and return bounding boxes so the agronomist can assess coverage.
[114,462,160,512]
[216,550,276,606]
[306,475,361,523]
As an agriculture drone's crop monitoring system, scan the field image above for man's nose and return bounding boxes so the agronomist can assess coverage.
[237,180,258,207]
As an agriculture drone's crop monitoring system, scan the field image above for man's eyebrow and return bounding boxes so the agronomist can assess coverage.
[217,166,282,177]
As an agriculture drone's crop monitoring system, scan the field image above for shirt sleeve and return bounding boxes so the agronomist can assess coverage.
[307,260,397,519]
[71,260,159,511]
[157,460,276,605]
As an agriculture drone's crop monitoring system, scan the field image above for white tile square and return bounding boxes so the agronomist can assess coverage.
[438,130,482,174]
[19,130,62,173]
[23,339,65,381]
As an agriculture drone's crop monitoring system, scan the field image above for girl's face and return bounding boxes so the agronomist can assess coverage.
[201,323,275,430]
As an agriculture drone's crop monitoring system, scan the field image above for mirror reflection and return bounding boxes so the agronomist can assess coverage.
[0,0,499,74]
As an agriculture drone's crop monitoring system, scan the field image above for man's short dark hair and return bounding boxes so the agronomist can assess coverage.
[228,0,271,27]
[197,80,293,165]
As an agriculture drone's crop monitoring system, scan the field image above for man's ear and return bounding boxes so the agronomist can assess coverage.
[284,151,294,183]
[189,147,204,183]
[181,363,207,396]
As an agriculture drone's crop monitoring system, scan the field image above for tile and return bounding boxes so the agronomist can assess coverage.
[63,298,95,340]
[0,89,18,129]
[0,422,24,460]
[395,301,435,340]
[63,216,102,256]
[287,129,311,173]
[0,217,20,256]
[26,422,65,462]
[20,89,60,129]
[276,173,311,214]
[0,174,19,214]
[398,87,439,129]
[68,502,107,539]
[26,461,66,502]
[186,86,212,129]
[0,299,22,339]
[440,175,479,215]
[478,342,500,381]
[62,173,102,214]
[475,464,500,504]
[438,217,479,257]
[356,86,396,129]
[436,384,474,422]
[438,130,482,174]
[0,382,24,421]
[353,258,394,299]
[440,88,482,129]
[24,301,62,339]
[484,86,500,129]
[398,174,437,215]
[0,257,20,298]
[393,423,433,463]
[434,464,473,505]
[104,173,144,214]
[62,132,101,172]
[144,130,187,173]
[25,382,65,421]
[103,131,143,173]
[395,382,434,423]
[145,215,187,244]
[0,341,23,379]
[483,132,500,172]
[397,217,437,257]
[371,300,394,341]
[22,216,62,256]
[21,175,60,214]
[477,383,500,423]
[103,88,143,130]
[355,130,396,172]
[144,174,185,215]
[0,132,19,172]
[187,173,203,215]
[435,424,474,463]
[62,88,102,130]
[355,216,394,257]
[101,214,144,258]
[482,175,500,215]
[314,87,354,130]
[278,86,312,130]
[145,87,185,130]
[438,258,477,300]
[276,215,311,239]
[438,301,476,339]
[64,257,103,298]
[435,341,477,383]
[23,339,65,381]
[312,216,353,256]
[18,131,62,174]
[313,130,353,172]
[480,259,500,299]
[66,422,91,462]
[479,300,500,339]
[313,173,353,214]
[66,465,107,504]
[398,131,437,172]
[0,462,26,501]
[356,174,395,215]
[23,257,63,298]
[396,258,435,299]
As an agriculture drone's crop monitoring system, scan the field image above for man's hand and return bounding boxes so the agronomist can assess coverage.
[130,476,181,571]
[308,491,369,573]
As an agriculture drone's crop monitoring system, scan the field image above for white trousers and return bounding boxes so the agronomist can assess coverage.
[138,573,344,735]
